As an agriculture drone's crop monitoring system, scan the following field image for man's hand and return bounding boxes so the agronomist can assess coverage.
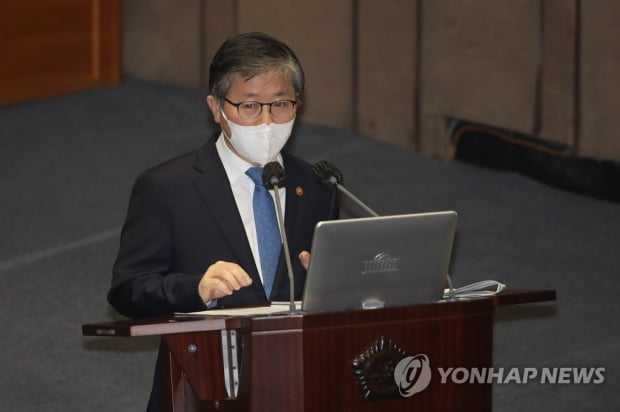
[299,250,311,270]
[198,261,253,302]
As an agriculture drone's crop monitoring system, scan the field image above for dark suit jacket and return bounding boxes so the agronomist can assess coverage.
[107,133,336,412]
[108,133,336,318]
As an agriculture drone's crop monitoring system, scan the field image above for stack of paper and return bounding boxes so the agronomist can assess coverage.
[443,280,506,299]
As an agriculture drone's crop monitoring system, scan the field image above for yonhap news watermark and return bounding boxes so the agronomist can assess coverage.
[352,337,606,401]
[391,355,605,399]
[435,366,606,385]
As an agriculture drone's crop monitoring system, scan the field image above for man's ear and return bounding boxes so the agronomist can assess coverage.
[206,95,221,124]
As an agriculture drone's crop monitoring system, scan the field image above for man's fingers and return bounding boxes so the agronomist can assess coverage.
[211,261,253,289]
[298,250,311,270]
[208,277,240,299]
[198,261,253,302]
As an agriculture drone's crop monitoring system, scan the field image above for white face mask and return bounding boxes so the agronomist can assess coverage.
[221,111,295,166]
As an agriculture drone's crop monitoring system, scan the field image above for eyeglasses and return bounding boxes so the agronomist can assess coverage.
[224,98,298,122]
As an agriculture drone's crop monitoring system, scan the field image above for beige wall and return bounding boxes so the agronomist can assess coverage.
[419,0,541,155]
[579,1,620,158]
[123,0,203,87]
[235,0,355,128]
[123,0,620,161]
[357,0,418,151]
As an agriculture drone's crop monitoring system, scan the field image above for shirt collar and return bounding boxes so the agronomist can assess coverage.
[215,132,284,184]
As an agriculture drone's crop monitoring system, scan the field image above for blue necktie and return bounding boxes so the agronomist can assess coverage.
[246,167,282,298]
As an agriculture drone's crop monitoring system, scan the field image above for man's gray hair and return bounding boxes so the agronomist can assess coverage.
[208,32,304,103]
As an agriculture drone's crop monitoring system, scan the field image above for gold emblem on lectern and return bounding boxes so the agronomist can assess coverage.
[352,336,408,401]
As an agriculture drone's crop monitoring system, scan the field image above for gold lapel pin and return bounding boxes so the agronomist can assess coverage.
[296,186,304,196]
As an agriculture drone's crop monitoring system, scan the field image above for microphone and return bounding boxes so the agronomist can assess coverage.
[313,160,343,186]
[262,162,298,313]
[312,161,379,217]
[262,161,287,189]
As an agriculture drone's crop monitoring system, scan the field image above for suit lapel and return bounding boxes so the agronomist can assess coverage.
[283,155,306,252]
[191,137,263,289]
[268,154,308,296]
[190,141,311,301]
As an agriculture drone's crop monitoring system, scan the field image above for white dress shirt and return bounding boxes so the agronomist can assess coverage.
[215,133,286,284]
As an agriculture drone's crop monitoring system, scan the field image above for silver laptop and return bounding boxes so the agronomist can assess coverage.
[301,211,457,313]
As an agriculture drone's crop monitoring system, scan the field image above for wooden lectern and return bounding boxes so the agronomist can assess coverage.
[83,289,555,411]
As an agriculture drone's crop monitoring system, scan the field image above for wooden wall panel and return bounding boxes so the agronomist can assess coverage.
[579,1,620,159]
[115,0,620,160]
[357,0,418,151]
[419,0,540,155]
[0,0,121,106]
[203,0,237,91]
[122,0,202,88]
[538,0,577,148]
[235,0,355,129]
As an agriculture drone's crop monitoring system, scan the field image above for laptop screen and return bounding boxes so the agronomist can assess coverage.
[302,211,457,313]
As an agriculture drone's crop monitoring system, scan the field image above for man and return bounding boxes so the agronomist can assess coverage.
[107,32,337,410]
